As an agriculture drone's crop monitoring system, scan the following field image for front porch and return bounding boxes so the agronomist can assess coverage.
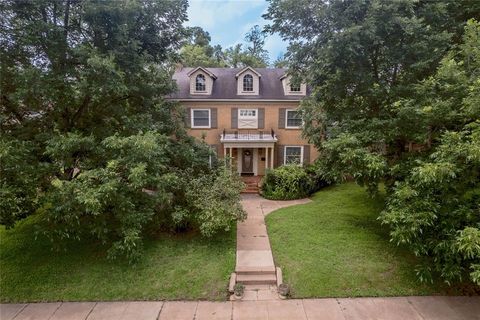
[220,130,277,176]
[241,175,262,194]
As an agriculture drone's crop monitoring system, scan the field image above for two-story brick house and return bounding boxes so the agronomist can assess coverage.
[171,66,319,176]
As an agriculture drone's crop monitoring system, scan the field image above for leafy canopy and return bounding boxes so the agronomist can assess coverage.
[1,0,245,261]
[265,0,480,285]
[180,25,270,68]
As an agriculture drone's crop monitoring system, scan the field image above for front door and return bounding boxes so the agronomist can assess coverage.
[242,148,254,175]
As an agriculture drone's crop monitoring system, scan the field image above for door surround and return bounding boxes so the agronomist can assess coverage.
[241,148,254,175]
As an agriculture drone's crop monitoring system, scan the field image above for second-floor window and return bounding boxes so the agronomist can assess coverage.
[195,74,206,92]
[286,110,302,128]
[243,74,253,92]
[191,109,210,128]
[238,109,257,128]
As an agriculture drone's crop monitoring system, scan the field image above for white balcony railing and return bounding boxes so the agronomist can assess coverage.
[220,130,278,142]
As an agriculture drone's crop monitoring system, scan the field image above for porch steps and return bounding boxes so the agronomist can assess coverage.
[241,176,261,194]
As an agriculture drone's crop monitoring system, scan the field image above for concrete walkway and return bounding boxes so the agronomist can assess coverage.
[2,296,479,320]
[233,194,311,299]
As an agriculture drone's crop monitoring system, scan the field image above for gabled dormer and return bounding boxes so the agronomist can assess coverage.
[188,67,217,95]
[236,67,261,95]
[280,74,307,96]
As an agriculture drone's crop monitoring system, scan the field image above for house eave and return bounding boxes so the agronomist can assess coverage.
[168,98,304,102]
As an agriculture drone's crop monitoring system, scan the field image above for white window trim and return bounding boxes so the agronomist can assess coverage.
[284,146,304,165]
[285,109,302,129]
[191,108,211,129]
[238,108,258,129]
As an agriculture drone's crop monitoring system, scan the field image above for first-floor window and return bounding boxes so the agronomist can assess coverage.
[191,109,210,128]
[284,146,303,165]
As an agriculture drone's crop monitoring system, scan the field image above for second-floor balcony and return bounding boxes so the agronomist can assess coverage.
[220,129,278,143]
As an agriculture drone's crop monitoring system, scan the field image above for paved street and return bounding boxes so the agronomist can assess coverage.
[2,296,479,320]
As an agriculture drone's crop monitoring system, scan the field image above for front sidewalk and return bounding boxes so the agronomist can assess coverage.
[234,194,311,300]
[2,296,479,319]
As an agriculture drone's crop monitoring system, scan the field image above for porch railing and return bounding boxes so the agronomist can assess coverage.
[220,129,277,142]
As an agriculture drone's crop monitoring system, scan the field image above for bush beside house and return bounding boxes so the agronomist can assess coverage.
[261,164,329,200]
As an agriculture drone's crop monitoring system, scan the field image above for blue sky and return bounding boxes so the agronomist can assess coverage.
[185,0,287,62]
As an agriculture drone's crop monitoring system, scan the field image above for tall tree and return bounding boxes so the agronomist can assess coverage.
[273,53,288,68]
[180,26,226,67]
[1,0,244,260]
[185,26,212,48]
[265,0,480,284]
[379,21,480,285]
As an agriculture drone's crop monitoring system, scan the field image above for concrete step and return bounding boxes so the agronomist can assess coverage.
[236,266,276,274]
[236,273,277,285]
[241,190,260,194]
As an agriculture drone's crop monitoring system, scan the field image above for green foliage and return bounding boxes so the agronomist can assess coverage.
[180,25,269,68]
[380,122,480,285]
[183,169,246,236]
[261,165,318,200]
[0,138,41,227]
[265,0,480,285]
[0,0,243,261]
[180,44,226,67]
[377,21,480,285]
[314,133,388,194]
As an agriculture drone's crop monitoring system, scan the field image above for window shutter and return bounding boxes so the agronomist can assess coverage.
[303,145,311,164]
[211,108,217,128]
[278,108,286,129]
[185,107,191,128]
[258,108,265,129]
[276,145,284,167]
[231,108,238,129]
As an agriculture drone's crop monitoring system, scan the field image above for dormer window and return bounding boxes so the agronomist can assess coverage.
[187,67,216,95]
[195,74,206,92]
[243,74,253,92]
[236,67,261,95]
[290,83,301,92]
[281,74,307,96]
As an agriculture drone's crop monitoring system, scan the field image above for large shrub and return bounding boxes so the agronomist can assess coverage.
[261,165,321,200]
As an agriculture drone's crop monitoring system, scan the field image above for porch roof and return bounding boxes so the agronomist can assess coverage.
[220,131,277,142]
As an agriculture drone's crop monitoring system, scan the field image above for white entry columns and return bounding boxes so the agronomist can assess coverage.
[264,147,274,171]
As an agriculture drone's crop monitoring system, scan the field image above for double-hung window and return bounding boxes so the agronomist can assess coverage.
[191,109,210,128]
[286,109,302,128]
[284,146,303,165]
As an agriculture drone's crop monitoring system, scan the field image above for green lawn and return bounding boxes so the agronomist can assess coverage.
[0,215,235,302]
[266,183,446,298]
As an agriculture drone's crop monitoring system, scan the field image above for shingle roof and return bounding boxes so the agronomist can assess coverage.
[170,67,306,101]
